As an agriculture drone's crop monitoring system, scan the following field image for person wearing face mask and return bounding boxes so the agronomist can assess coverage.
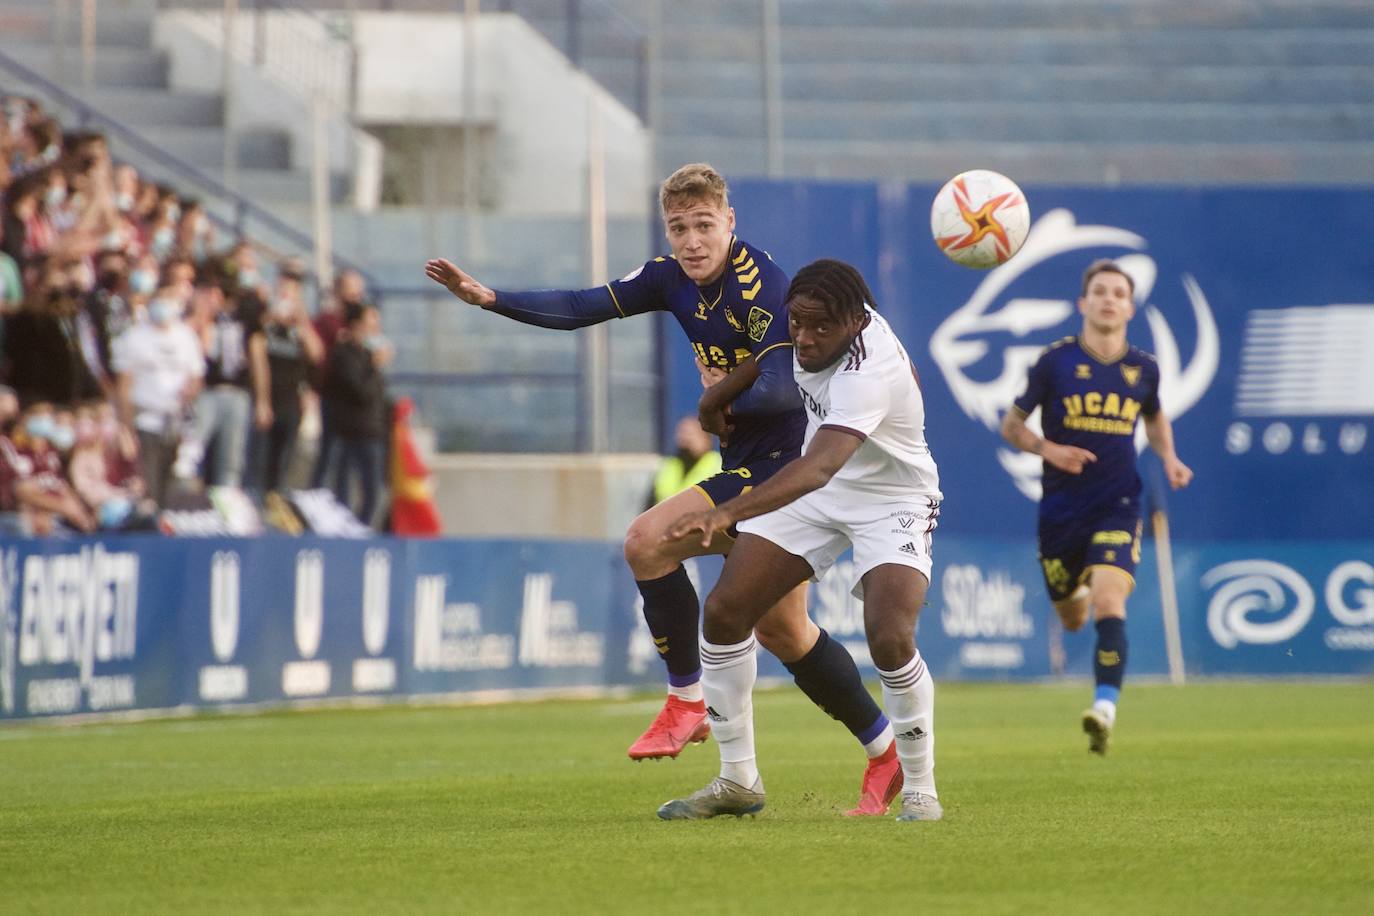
[67,400,155,531]
[0,400,97,536]
[83,249,136,377]
[111,286,205,505]
[253,266,323,493]
[175,264,268,490]
[4,263,101,407]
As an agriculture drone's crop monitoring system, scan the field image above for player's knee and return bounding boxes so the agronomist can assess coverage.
[866,623,915,672]
[701,589,749,645]
[1093,600,1127,622]
[1057,604,1090,632]
[622,518,662,573]
[753,612,815,662]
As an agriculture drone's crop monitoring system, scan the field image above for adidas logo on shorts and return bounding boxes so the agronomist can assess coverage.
[898,542,919,555]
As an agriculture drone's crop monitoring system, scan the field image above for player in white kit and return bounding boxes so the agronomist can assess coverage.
[658,259,945,822]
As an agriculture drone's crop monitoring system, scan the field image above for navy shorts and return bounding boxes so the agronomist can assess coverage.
[1037,500,1143,602]
[694,448,798,509]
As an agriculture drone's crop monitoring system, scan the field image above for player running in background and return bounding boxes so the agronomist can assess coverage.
[426,164,903,814]
[1001,259,1193,755]
[659,259,945,822]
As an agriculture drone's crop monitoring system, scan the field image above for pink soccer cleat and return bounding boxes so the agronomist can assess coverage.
[627,696,711,760]
[844,742,903,816]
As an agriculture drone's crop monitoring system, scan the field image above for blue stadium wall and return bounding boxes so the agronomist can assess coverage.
[1,532,1370,721]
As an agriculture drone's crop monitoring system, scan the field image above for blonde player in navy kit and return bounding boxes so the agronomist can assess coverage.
[1001,259,1193,755]
[660,259,945,822]
[426,166,905,815]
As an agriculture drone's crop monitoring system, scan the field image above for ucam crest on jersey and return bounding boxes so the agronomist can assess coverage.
[928,208,1220,501]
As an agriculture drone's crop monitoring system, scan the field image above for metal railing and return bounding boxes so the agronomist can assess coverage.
[0,44,376,292]
[241,0,651,122]
[157,0,358,114]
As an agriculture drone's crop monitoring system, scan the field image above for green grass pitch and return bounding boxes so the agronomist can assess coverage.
[2,682,1371,915]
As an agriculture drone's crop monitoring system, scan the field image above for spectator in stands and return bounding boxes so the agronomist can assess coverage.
[2,172,56,263]
[11,117,61,178]
[0,215,22,313]
[68,400,154,531]
[323,302,389,526]
[112,163,140,217]
[84,247,136,383]
[310,268,370,488]
[256,262,323,492]
[112,286,204,505]
[4,258,101,407]
[224,240,265,300]
[146,191,180,262]
[175,198,215,265]
[127,251,159,319]
[162,256,198,305]
[0,400,96,535]
[176,265,267,489]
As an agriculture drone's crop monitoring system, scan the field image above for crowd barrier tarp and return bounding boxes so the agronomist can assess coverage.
[1,534,1369,722]
[663,183,1374,544]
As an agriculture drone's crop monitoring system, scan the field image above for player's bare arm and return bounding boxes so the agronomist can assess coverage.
[697,356,759,438]
[424,258,496,307]
[1001,407,1096,475]
[1143,409,1194,489]
[665,427,862,547]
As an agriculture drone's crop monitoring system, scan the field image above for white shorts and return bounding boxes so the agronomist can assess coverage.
[736,486,940,599]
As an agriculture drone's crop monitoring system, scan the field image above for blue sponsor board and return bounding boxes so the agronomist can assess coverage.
[406,539,627,695]
[1,534,1368,722]
[663,182,1374,543]
[179,539,408,706]
[1176,541,1374,676]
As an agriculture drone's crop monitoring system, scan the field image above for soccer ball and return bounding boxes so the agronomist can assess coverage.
[930,170,1030,269]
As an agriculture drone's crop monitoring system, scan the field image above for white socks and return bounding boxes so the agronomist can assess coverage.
[667,682,704,703]
[1092,698,1117,723]
[701,634,759,787]
[878,650,937,797]
[864,723,896,758]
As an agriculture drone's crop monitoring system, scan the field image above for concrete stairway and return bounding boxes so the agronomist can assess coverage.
[0,0,341,207]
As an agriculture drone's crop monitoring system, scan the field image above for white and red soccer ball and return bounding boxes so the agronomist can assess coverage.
[930,169,1030,269]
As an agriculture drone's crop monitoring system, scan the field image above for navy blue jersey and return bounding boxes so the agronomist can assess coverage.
[1012,337,1161,524]
[489,236,804,468]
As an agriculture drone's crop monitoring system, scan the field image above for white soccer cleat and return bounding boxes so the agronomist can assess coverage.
[1082,707,1113,756]
[656,776,765,820]
[895,791,944,822]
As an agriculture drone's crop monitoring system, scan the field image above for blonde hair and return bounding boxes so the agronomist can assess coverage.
[659,162,729,214]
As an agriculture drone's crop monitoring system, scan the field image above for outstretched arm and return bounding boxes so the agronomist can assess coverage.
[1001,407,1097,475]
[664,428,862,547]
[425,257,624,330]
[1143,409,1193,489]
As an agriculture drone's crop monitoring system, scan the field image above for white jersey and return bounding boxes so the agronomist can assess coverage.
[111,320,205,432]
[794,307,941,499]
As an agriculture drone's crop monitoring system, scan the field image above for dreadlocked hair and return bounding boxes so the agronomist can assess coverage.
[785,259,877,324]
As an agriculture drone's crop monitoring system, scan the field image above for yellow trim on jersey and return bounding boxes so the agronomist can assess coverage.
[731,245,748,266]
[690,484,716,508]
[1081,339,1130,366]
[605,283,627,318]
[1010,404,1030,418]
[755,341,793,361]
